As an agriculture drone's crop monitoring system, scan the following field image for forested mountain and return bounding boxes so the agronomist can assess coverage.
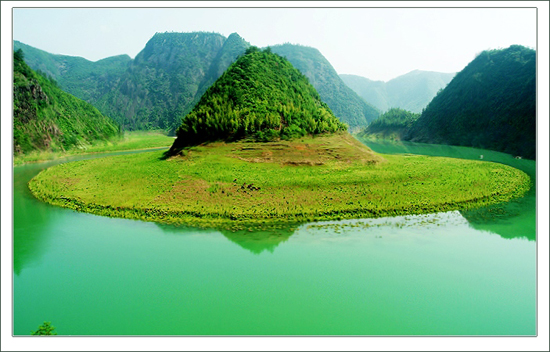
[13,49,120,155]
[13,40,131,105]
[405,45,536,159]
[95,32,251,131]
[340,70,455,113]
[271,44,380,130]
[16,35,379,132]
[356,108,420,140]
[169,47,346,153]
[15,33,250,132]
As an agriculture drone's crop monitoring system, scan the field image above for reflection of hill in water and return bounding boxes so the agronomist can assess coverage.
[14,205,53,275]
[155,222,296,254]
[460,200,536,241]
[458,156,536,242]
[219,228,295,254]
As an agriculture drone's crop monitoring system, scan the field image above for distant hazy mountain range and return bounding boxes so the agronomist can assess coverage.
[14,33,379,131]
[340,70,455,113]
[357,45,536,159]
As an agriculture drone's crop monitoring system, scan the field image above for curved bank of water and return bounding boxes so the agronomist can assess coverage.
[13,142,536,335]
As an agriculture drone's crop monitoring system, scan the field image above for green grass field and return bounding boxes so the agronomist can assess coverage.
[13,131,174,165]
[28,133,531,230]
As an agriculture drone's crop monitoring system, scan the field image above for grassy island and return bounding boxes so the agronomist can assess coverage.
[28,133,530,230]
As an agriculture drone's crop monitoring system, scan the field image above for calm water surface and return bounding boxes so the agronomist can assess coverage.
[13,142,536,335]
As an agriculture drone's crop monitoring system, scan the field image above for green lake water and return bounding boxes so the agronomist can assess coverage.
[13,142,537,335]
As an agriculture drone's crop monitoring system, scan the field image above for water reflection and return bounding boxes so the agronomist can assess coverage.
[219,228,295,254]
[14,140,536,274]
[12,145,537,336]
[360,138,537,242]
[155,222,296,255]
[13,162,63,275]
[13,149,169,274]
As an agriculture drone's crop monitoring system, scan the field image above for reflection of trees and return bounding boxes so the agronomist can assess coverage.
[155,222,297,255]
[13,200,55,275]
[14,164,59,275]
[154,222,212,235]
[364,139,537,242]
[219,227,296,255]
[458,155,536,242]
[460,199,536,241]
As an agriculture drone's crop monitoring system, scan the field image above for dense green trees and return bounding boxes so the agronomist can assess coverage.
[95,32,250,132]
[31,321,57,335]
[357,108,419,139]
[13,50,120,155]
[405,45,536,159]
[170,48,346,152]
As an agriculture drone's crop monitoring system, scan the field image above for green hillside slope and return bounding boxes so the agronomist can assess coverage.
[95,32,226,130]
[356,108,420,140]
[13,49,120,155]
[16,37,378,132]
[405,45,536,159]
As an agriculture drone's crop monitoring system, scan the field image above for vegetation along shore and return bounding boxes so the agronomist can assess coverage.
[28,133,531,230]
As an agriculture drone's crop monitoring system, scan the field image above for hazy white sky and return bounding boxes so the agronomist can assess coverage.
[12,6,537,81]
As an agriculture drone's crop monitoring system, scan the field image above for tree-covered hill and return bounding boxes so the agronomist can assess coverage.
[404,45,536,159]
[340,70,455,113]
[13,40,131,106]
[271,44,380,130]
[169,47,347,153]
[356,108,420,140]
[13,50,120,155]
[196,33,251,101]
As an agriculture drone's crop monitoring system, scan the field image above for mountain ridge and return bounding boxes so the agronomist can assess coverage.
[340,70,455,113]
[15,35,380,132]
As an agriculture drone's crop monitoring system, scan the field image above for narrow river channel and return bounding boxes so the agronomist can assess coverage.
[13,142,536,335]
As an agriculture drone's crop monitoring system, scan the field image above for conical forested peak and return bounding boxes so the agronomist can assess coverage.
[170,48,347,152]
